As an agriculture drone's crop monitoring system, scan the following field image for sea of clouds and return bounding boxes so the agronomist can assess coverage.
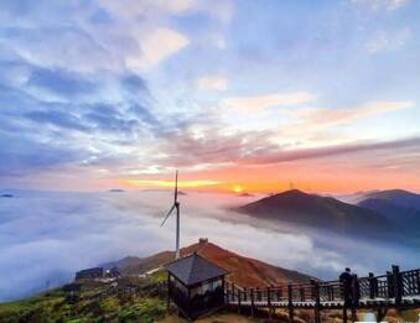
[0,190,418,302]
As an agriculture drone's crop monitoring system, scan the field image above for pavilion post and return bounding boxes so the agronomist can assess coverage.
[226,282,230,303]
[222,277,226,305]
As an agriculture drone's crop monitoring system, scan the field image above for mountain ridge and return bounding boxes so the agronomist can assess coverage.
[359,189,420,210]
[104,239,315,287]
[235,189,393,237]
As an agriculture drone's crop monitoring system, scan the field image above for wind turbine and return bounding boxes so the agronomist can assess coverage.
[161,170,181,260]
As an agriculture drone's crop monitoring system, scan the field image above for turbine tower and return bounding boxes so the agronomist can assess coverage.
[161,170,181,259]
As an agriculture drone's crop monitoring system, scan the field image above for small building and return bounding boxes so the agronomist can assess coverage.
[166,253,228,320]
[105,266,121,278]
[75,267,104,281]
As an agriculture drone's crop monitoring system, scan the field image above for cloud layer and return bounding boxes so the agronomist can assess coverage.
[1,190,418,302]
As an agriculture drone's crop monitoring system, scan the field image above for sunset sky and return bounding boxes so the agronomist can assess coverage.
[1,0,419,193]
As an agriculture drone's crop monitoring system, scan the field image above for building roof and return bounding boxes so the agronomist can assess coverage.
[166,253,228,287]
[75,267,103,279]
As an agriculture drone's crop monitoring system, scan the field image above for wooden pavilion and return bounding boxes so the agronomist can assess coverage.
[166,253,228,320]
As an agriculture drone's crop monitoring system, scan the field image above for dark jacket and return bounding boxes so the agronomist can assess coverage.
[339,271,353,306]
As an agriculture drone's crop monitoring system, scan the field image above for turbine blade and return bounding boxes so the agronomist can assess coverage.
[174,170,178,203]
[161,204,176,227]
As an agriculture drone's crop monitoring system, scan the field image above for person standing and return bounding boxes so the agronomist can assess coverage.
[339,267,353,307]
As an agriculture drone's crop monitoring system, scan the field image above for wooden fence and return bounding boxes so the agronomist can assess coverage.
[224,265,420,322]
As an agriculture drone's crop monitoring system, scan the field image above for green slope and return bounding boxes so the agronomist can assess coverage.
[0,275,167,323]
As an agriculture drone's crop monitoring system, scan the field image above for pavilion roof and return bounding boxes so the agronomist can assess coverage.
[166,253,227,286]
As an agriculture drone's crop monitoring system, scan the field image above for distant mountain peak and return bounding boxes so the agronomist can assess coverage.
[356,189,420,232]
[279,189,307,195]
[260,189,312,201]
[235,189,392,237]
[362,189,420,206]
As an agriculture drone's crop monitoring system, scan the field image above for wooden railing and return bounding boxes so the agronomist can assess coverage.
[224,265,420,322]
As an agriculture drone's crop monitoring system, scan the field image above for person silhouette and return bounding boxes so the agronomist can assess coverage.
[339,267,353,307]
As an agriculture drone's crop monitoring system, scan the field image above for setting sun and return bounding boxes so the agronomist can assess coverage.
[233,185,243,193]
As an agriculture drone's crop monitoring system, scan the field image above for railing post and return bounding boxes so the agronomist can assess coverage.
[368,272,376,299]
[353,274,360,307]
[392,265,402,305]
[251,288,255,317]
[232,283,236,303]
[288,283,294,323]
[351,274,359,322]
[387,271,394,298]
[311,280,321,323]
[225,282,229,303]
[267,286,272,319]
[328,284,333,301]
[416,271,420,295]
[238,288,241,313]
[300,286,305,302]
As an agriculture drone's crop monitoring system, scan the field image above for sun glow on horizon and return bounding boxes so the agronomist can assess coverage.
[233,185,243,193]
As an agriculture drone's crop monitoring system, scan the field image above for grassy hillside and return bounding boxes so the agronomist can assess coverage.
[1,272,418,323]
[106,239,315,288]
[181,241,315,286]
[0,275,167,323]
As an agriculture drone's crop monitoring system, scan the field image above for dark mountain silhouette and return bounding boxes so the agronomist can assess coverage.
[358,189,420,210]
[104,239,314,287]
[359,198,420,223]
[235,189,393,236]
[357,189,420,235]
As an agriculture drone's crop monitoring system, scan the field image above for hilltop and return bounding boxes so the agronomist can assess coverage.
[105,239,314,287]
[356,189,420,238]
[235,189,393,237]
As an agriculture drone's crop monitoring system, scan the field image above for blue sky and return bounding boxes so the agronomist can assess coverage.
[0,0,419,192]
